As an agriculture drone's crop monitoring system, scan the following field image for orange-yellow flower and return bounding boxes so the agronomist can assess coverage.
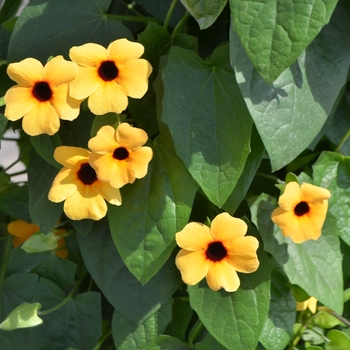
[271,182,330,244]
[48,146,122,221]
[296,296,317,314]
[4,56,81,136]
[69,38,152,115]
[175,213,260,292]
[88,123,153,188]
[7,220,68,258]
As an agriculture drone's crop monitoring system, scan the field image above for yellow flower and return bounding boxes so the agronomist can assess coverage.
[4,56,81,136]
[271,182,330,244]
[175,213,260,292]
[7,220,68,258]
[69,38,152,115]
[88,123,153,188]
[48,146,122,221]
[296,296,318,314]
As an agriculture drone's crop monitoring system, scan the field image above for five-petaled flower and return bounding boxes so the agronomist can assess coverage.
[175,213,260,292]
[271,182,330,244]
[4,56,81,136]
[69,38,152,115]
[88,123,153,189]
[48,146,122,221]
[7,220,68,258]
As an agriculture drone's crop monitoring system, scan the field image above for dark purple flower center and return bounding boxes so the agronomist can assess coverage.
[206,241,227,262]
[77,163,97,185]
[113,147,129,160]
[32,81,52,101]
[294,201,310,216]
[98,60,119,81]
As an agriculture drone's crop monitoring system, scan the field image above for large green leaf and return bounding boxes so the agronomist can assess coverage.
[162,44,252,207]
[7,0,133,63]
[230,0,338,83]
[312,151,350,246]
[0,114,7,140]
[108,130,198,283]
[30,134,61,169]
[180,0,227,29]
[230,0,350,170]
[77,219,182,325]
[251,193,343,314]
[188,226,272,350]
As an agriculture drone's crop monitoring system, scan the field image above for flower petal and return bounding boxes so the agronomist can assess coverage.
[301,183,331,203]
[107,38,145,63]
[54,146,90,168]
[88,125,119,153]
[4,86,34,121]
[68,67,101,100]
[128,147,153,179]
[48,168,78,203]
[175,249,209,285]
[227,236,259,273]
[7,220,39,238]
[7,58,43,87]
[116,123,148,150]
[94,181,122,206]
[176,222,213,251]
[43,55,78,86]
[51,84,81,121]
[271,207,298,238]
[22,102,60,136]
[69,43,107,67]
[117,59,152,98]
[206,261,241,292]
[278,182,302,210]
[89,152,118,182]
[88,81,128,114]
[210,213,248,242]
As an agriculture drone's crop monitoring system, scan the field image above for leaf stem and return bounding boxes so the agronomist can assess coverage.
[164,0,178,30]
[188,318,204,345]
[172,11,190,37]
[92,328,112,350]
[334,128,350,152]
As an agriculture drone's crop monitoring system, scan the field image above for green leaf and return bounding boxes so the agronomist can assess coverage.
[188,228,272,350]
[195,333,228,350]
[0,0,22,25]
[162,44,252,206]
[21,231,59,254]
[250,193,343,314]
[109,130,198,283]
[314,311,345,329]
[180,0,227,29]
[326,330,350,350]
[230,0,350,170]
[30,134,61,169]
[0,303,42,330]
[77,220,182,324]
[0,185,31,221]
[150,335,190,350]
[312,151,350,246]
[0,113,7,140]
[230,0,338,83]
[28,149,63,234]
[7,0,133,63]
[112,299,172,350]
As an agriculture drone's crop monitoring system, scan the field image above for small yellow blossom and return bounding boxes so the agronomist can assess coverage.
[296,296,318,314]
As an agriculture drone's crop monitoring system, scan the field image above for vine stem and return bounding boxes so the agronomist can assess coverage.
[188,319,204,345]
[92,329,112,350]
[172,11,190,37]
[164,0,178,30]
[334,128,350,152]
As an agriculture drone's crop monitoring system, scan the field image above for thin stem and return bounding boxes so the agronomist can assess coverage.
[188,319,204,345]
[334,128,350,152]
[3,140,31,172]
[106,13,161,24]
[93,329,112,350]
[172,11,190,37]
[7,170,27,177]
[0,96,4,107]
[164,0,178,30]
[0,234,13,284]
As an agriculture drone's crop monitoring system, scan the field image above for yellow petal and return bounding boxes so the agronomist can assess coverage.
[51,84,81,121]
[271,208,298,238]
[48,168,78,203]
[43,56,78,86]
[175,249,209,285]
[107,38,145,62]
[7,58,43,87]
[68,67,101,100]
[210,213,248,242]
[227,236,259,273]
[176,222,212,251]
[88,125,119,153]
[206,261,240,292]
[128,147,153,179]
[7,220,39,238]
[117,59,152,98]
[4,86,34,121]
[289,215,322,243]
[88,81,128,114]
[63,186,107,221]
[94,181,122,206]
[300,183,330,203]
[109,160,135,188]
[116,123,148,150]
[69,43,107,67]
[89,152,119,183]
[278,182,302,210]
[22,102,60,136]
[54,146,90,167]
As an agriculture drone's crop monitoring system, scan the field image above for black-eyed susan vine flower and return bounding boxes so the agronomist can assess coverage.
[4,56,81,136]
[175,213,260,292]
[271,182,330,244]
[48,146,122,221]
[68,38,153,115]
[88,123,153,189]
[296,296,317,314]
[7,220,68,258]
